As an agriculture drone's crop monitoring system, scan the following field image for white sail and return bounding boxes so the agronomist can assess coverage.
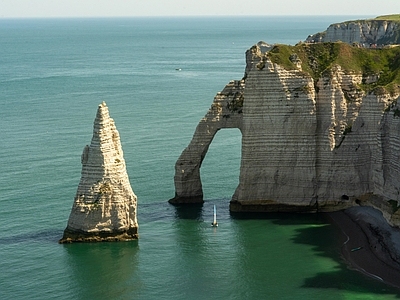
[212,205,218,227]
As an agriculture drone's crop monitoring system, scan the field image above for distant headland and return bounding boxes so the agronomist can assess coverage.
[306,14,400,47]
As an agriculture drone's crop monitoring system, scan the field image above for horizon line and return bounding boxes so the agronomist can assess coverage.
[0,14,377,20]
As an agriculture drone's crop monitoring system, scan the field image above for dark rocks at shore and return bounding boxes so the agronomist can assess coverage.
[329,206,400,290]
[345,207,400,269]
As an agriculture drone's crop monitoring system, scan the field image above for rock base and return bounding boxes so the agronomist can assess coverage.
[59,227,138,244]
[168,195,204,205]
[230,200,318,213]
[229,199,355,213]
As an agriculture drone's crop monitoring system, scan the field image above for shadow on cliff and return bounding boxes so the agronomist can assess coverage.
[231,211,400,296]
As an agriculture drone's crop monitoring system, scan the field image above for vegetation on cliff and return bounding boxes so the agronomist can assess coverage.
[374,14,400,21]
[339,14,400,23]
[266,42,400,95]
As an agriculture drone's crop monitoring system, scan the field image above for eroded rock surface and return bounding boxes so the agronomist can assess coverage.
[169,80,244,204]
[306,17,400,46]
[60,102,138,243]
[172,42,400,224]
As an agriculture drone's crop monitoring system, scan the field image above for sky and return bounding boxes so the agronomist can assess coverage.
[0,0,399,18]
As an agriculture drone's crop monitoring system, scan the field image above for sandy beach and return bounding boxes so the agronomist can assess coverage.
[328,207,400,290]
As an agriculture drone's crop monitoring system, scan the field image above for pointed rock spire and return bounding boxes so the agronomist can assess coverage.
[60,102,138,243]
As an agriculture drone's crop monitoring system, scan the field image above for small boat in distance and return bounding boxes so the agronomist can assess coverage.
[211,205,218,227]
[351,246,363,252]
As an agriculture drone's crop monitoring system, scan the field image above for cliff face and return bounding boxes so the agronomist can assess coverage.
[171,42,400,225]
[306,17,400,45]
[169,80,244,204]
[60,102,138,243]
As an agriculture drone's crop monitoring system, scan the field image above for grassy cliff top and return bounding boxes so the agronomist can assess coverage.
[374,14,400,21]
[267,42,400,95]
[339,14,400,24]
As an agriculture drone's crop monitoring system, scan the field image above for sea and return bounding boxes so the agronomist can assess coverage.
[1,16,399,299]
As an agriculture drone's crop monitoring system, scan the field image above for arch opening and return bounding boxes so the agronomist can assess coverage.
[200,128,242,200]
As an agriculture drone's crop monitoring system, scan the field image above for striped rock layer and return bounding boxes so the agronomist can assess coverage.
[60,102,138,243]
[171,43,400,226]
[306,19,400,46]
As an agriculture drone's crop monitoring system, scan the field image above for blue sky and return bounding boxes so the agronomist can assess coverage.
[0,0,399,18]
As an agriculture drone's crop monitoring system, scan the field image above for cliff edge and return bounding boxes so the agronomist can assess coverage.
[171,40,400,226]
[306,15,400,46]
[60,102,138,243]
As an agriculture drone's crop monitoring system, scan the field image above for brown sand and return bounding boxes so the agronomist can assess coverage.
[327,207,400,290]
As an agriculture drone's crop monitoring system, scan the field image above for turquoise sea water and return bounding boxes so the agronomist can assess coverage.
[1,16,400,299]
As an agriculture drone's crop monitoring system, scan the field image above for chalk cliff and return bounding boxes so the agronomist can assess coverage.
[170,79,244,204]
[171,41,400,226]
[60,102,138,243]
[306,15,400,46]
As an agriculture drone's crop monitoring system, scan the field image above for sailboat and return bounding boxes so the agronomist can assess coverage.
[211,205,218,227]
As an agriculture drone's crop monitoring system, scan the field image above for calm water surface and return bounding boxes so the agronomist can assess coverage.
[1,16,399,299]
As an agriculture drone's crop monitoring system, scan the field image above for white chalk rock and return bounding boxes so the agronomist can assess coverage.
[60,102,138,243]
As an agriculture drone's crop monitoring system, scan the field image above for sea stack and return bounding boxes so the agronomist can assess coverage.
[59,102,138,243]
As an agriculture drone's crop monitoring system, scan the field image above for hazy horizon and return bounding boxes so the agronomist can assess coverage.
[0,0,398,19]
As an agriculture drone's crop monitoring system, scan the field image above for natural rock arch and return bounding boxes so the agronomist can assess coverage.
[169,80,244,204]
[171,41,400,223]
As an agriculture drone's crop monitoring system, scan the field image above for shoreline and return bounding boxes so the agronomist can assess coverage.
[327,207,400,290]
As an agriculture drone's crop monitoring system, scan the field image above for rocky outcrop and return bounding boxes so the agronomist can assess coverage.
[169,80,244,204]
[172,41,400,225]
[60,102,138,243]
[306,16,400,46]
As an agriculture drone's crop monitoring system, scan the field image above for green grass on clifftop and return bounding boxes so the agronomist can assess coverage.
[267,42,400,95]
[374,14,400,21]
[340,15,400,24]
